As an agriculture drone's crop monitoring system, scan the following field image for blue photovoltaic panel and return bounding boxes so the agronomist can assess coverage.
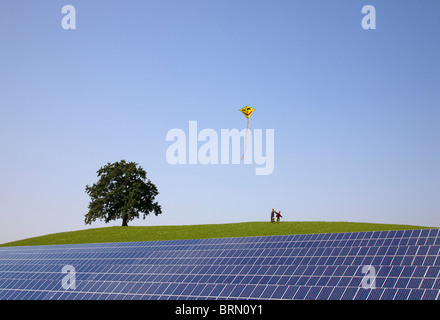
[0,229,440,300]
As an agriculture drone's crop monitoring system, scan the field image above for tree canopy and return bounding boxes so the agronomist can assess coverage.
[84,160,162,226]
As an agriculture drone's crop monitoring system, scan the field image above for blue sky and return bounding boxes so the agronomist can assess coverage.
[0,1,439,243]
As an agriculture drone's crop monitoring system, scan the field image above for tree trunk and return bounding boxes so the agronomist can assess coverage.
[122,217,128,226]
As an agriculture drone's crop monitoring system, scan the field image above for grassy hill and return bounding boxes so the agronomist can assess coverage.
[0,221,434,247]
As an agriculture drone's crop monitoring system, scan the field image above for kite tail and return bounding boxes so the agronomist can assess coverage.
[241,119,249,160]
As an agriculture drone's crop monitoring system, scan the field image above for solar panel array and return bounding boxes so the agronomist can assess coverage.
[1,229,440,300]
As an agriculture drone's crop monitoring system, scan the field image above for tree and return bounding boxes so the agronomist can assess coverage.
[84,160,162,226]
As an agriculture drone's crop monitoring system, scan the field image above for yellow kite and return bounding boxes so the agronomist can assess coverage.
[239,106,255,159]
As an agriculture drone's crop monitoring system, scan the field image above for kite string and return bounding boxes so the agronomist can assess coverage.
[242,119,249,160]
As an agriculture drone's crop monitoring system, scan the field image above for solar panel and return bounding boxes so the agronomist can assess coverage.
[1,229,440,300]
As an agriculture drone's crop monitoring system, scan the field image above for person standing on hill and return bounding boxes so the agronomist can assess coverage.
[276,211,282,223]
[270,209,275,223]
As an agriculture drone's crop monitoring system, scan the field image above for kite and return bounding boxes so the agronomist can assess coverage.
[239,106,255,160]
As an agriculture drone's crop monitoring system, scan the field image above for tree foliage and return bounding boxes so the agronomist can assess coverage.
[84,160,162,226]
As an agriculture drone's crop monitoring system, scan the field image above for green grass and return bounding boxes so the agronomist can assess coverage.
[0,221,434,247]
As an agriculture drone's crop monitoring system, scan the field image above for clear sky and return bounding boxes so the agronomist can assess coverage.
[0,1,439,243]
